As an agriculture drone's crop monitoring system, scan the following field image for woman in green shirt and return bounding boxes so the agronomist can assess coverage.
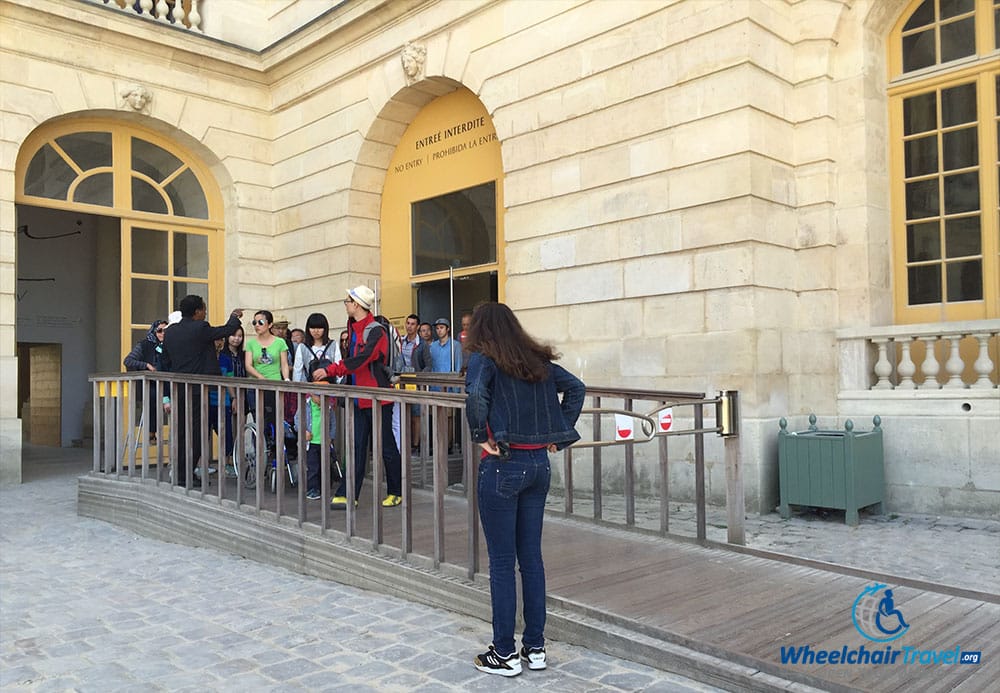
[245,310,290,458]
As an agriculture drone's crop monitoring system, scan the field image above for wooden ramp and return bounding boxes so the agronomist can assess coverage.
[160,474,1000,692]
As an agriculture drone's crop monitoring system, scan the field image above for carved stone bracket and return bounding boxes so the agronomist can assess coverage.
[121,84,152,112]
[400,42,427,83]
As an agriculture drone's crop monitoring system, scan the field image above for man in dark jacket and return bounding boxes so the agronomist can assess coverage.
[162,295,243,486]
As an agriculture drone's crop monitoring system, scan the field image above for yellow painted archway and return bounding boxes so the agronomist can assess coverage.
[379,88,504,323]
[15,118,225,354]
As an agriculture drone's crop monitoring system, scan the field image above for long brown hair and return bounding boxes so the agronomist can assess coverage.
[464,302,558,382]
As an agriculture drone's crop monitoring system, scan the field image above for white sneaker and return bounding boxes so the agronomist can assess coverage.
[520,645,547,670]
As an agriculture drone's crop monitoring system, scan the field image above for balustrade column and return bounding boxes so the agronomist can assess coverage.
[942,335,967,389]
[872,338,894,389]
[919,336,941,389]
[188,0,201,31]
[971,333,997,389]
[155,0,169,20]
[897,339,916,389]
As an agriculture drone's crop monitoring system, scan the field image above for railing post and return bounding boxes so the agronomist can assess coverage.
[344,399,356,537]
[658,405,669,534]
[402,401,413,557]
[433,404,447,568]
[592,395,601,520]
[624,397,635,527]
[92,382,101,473]
[254,388,264,511]
[716,389,744,544]
[462,411,477,579]
[372,399,385,549]
[198,383,209,495]
[694,404,705,541]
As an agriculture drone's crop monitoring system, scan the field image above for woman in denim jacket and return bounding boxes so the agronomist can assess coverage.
[464,302,585,677]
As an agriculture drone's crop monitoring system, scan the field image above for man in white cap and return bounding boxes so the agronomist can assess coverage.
[312,285,402,508]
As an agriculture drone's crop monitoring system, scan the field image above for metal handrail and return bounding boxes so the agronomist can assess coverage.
[90,371,744,583]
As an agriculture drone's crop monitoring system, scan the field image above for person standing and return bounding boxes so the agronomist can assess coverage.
[430,318,462,452]
[312,285,402,509]
[160,295,243,487]
[400,314,421,453]
[245,310,290,460]
[412,322,433,372]
[430,318,462,374]
[123,319,168,443]
[463,302,585,677]
[300,312,341,499]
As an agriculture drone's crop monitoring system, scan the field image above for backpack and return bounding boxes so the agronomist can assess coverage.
[362,316,405,384]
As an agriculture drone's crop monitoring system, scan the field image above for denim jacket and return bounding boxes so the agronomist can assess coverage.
[464,352,586,451]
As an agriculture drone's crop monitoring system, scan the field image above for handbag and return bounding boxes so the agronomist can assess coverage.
[306,341,335,382]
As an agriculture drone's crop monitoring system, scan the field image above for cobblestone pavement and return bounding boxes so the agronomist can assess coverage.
[0,454,721,693]
[546,493,1000,595]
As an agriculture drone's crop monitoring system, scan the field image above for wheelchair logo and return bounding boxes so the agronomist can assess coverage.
[852,584,910,642]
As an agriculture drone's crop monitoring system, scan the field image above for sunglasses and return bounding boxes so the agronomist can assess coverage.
[155,328,166,334]
[343,298,355,305]
[253,319,268,326]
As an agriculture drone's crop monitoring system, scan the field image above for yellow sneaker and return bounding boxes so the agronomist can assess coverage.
[331,496,349,509]
[381,494,402,507]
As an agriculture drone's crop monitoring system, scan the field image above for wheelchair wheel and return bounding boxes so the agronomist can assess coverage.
[242,415,258,491]
[243,455,257,490]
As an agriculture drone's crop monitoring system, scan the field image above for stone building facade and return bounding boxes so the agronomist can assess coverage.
[1,0,997,517]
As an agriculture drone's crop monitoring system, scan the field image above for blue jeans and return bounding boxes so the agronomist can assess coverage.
[477,447,550,656]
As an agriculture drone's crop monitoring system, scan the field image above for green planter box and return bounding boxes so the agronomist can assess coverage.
[778,415,885,526]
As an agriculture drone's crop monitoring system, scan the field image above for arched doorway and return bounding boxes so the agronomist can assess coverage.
[14,118,224,446]
[379,88,504,328]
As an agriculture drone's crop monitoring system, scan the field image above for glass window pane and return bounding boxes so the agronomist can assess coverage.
[174,232,209,278]
[132,278,169,326]
[132,177,169,214]
[995,8,999,52]
[943,171,979,213]
[72,172,113,207]
[23,143,75,200]
[942,127,978,170]
[411,181,497,275]
[902,29,936,73]
[130,329,149,351]
[907,221,941,261]
[173,282,208,314]
[946,259,983,301]
[940,0,974,19]
[131,137,183,184]
[163,168,209,219]
[941,18,976,63]
[906,178,940,219]
[944,216,981,257]
[55,132,111,171]
[908,264,942,304]
[132,227,168,275]
[941,83,977,127]
[905,134,938,177]
[904,92,937,135]
[904,0,934,30]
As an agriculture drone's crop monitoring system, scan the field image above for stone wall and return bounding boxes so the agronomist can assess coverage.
[5,0,991,516]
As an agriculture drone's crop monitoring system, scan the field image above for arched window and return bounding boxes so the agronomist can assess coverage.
[889,0,1000,322]
[16,120,223,352]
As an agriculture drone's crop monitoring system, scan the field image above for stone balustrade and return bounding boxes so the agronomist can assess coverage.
[837,320,1000,391]
[93,0,201,32]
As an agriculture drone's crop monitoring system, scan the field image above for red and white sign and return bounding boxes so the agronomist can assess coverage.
[659,408,673,432]
[615,414,634,441]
